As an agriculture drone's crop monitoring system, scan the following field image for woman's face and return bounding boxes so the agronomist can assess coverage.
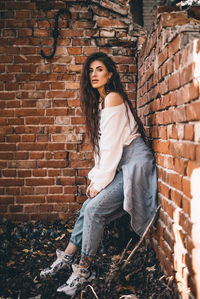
[89,60,112,95]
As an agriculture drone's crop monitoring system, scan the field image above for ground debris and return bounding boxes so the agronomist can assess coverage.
[0,215,179,299]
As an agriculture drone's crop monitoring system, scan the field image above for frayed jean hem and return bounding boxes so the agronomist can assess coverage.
[81,251,95,259]
[69,238,80,248]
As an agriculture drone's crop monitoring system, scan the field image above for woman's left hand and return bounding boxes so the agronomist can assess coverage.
[86,184,99,198]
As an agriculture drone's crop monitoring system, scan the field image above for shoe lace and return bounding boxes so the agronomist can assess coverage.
[67,264,90,285]
[51,251,72,269]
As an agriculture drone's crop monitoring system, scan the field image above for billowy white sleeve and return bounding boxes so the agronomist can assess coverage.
[88,104,127,192]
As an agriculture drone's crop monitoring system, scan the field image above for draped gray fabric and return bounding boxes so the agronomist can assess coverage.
[118,137,158,236]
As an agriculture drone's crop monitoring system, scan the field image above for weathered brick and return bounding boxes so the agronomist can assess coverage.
[9,205,23,213]
[97,18,127,28]
[153,140,170,154]
[187,160,200,177]
[37,161,67,168]
[3,170,16,177]
[188,80,199,101]
[25,178,54,186]
[174,158,187,176]
[52,65,68,73]
[169,35,180,56]
[17,170,31,178]
[169,72,180,91]
[160,11,188,28]
[180,63,196,86]
[173,106,186,123]
[0,179,24,186]
[158,79,168,95]
[184,124,194,141]
[46,195,74,203]
[186,101,200,121]
[63,186,77,194]
[16,196,45,204]
[158,47,168,67]
[33,169,47,177]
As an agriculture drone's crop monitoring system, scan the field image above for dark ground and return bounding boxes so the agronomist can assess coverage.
[0,214,180,299]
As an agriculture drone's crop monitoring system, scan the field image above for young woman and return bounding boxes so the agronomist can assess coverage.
[40,52,157,296]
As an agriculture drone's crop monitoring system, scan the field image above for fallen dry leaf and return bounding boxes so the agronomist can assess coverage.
[111,254,121,261]
[119,295,138,299]
[6,260,15,267]
[146,265,156,272]
[55,233,65,240]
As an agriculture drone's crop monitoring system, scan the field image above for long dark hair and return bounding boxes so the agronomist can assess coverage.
[80,52,146,153]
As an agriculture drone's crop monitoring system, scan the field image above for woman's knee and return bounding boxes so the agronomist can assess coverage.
[80,197,92,214]
[83,199,101,221]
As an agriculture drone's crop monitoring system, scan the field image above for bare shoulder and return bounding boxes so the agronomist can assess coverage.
[104,92,123,108]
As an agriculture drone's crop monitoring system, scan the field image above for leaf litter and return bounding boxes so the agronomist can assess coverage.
[0,214,179,299]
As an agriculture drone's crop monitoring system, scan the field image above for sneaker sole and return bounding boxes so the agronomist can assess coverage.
[40,262,73,279]
[57,271,96,296]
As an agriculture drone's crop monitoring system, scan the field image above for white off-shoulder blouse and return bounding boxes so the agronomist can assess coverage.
[88,103,141,192]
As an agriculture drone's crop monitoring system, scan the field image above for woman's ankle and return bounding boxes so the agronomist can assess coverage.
[79,255,93,269]
[64,242,78,256]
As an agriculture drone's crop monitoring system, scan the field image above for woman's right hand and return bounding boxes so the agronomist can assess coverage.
[86,183,99,198]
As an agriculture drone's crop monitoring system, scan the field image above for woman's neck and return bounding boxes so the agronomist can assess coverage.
[98,87,106,99]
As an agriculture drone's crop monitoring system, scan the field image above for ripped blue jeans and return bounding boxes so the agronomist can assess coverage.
[70,169,125,258]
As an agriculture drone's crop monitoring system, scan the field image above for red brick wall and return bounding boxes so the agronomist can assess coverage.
[0,0,138,221]
[137,7,200,299]
[2,1,200,296]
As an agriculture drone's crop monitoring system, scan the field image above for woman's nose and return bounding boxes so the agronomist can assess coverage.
[91,70,97,77]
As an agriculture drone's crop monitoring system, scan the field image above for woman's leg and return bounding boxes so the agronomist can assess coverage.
[57,170,124,295]
[40,198,94,279]
[81,169,124,260]
[68,197,93,249]
[64,241,78,255]
[66,173,124,266]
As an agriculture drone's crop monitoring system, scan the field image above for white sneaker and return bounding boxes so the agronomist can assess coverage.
[57,264,96,296]
[40,249,73,279]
